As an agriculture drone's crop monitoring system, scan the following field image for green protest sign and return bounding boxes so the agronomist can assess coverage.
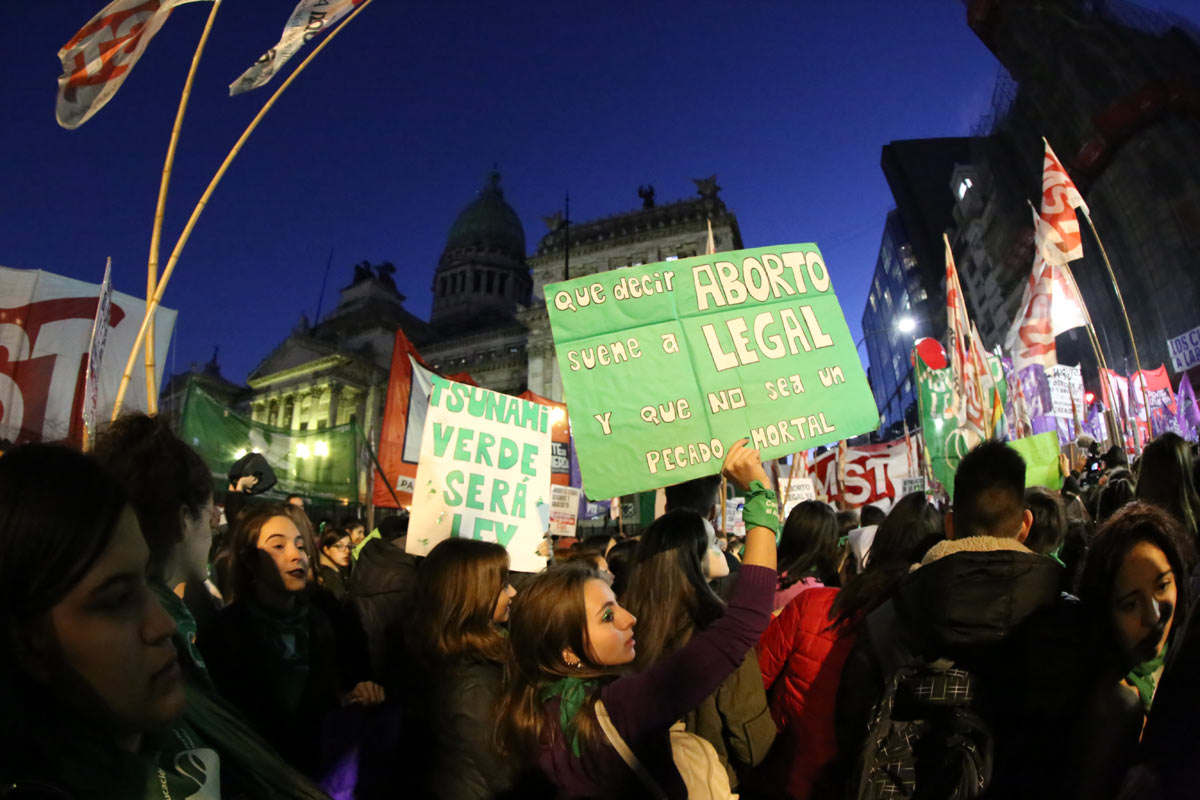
[1009,431,1064,491]
[407,376,552,572]
[545,244,878,498]
[180,380,358,501]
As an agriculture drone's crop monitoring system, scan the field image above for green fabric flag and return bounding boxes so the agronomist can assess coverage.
[180,380,358,502]
[916,356,1012,497]
[545,244,879,499]
[1008,431,1064,491]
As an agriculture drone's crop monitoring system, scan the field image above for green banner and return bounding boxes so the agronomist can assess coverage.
[545,244,878,498]
[918,357,1048,498]
[916,360,973,498]
[180,381,358,501]
[1008,431,1064,491]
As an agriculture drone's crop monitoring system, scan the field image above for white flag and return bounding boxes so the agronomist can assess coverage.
[230,0,363,95]
[83,260,114,443]
[57,0,213,129]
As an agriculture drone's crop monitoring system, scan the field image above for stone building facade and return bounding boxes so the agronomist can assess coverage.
[523,178,743,401]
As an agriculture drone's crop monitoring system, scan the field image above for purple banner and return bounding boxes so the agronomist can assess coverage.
[1178,376,1200,443]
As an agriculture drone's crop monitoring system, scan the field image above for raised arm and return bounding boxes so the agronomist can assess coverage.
[602,440,779,741]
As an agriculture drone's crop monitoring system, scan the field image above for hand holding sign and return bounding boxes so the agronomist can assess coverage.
[722,438,770,491]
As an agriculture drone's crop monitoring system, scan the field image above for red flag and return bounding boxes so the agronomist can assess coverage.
[371,329,433,508]
[57,0,213,129]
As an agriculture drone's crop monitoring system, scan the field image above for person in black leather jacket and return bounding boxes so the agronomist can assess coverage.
[404,537,516,799]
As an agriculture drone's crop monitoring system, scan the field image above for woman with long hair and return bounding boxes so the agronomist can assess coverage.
[1073,502,1194,799]
[405,537,516,798]
[774,500,840,612]
[497,440,779,797]
[758,491,943,800]
[622,510,775,789]
[91,415,329,799]
[198,502,384,777]
[1136,432,1200,547]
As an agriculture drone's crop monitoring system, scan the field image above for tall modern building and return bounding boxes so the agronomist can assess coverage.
[961,0,1200,377]
[864,138,978,434]
[863,212,924,433]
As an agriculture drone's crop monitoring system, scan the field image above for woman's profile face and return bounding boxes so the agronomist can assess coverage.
[41,506,185,740]
[323,535,352,569]
[1112,540,1177,665]
[255,515,309,594]
[582,578,636,665]
[179,496,216,582]
[493,582,517,623]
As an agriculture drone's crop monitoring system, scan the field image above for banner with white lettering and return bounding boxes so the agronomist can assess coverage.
[545,244,877,499]
[0,266,175,444]
[407,377,552,572]
[809,438,914,508]
[1168,323,1200,374]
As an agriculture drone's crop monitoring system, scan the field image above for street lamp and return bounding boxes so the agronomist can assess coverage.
[855,315,917,351]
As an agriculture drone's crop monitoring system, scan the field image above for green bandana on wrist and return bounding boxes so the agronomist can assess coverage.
[539,676,599,757]
[741,480,780,538]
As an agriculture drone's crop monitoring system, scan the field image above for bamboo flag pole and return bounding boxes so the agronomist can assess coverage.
[112,0,376,420]
[1077,208,1152,448]
[143,0,223,415]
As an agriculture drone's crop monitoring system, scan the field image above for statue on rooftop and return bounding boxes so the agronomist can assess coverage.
[692,174,721,200]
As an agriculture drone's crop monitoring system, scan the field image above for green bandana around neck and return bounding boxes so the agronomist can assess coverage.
[539,676,598,757]
[1126,637,1170,714]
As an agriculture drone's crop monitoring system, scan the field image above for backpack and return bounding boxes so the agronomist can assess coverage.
[596,700,736,799]
[850,658,993,800]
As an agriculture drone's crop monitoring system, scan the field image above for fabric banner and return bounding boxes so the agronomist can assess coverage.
[917,360,981,497]
[808,438,915,509]
[180,381,357,500]
[0,265,175,445]
[1039,138,1090,261]
[230,0,363,95]
[1008,431,1064,491]
[372,330,431,508]
[1046,363,1084,444]
[545,244,877,499]
[1177,376,1199,443]
[406,377,552,572]
[57,0,213,129]
[1167,323,1200,374]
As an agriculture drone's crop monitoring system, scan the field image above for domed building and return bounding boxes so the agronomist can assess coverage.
[422,171,534,393]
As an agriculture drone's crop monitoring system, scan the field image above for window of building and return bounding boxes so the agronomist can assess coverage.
[499,274,508,294]
[317,419,327,430]
[957,177,974,200]
[473,271,482,292]
[486,271,495,292]
[439,277,446,297]
[300,422,308,431]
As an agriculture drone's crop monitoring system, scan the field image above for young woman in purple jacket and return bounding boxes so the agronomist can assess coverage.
[498,440,780,798]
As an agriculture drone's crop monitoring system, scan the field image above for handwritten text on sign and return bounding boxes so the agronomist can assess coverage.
[407,377,552,572]
[545,244,878,498]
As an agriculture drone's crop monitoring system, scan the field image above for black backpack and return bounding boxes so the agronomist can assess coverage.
[850,608,994,800]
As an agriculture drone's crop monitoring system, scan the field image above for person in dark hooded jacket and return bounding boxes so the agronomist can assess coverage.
[835,441,1096,800]
[348,514,419,685]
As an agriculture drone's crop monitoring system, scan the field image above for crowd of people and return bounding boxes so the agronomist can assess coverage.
[1,411,1199,799]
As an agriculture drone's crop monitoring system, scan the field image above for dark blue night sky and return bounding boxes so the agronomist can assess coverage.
[5,1,1199,384]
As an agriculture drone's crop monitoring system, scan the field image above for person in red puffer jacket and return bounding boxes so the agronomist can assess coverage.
[755,492,944,800]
